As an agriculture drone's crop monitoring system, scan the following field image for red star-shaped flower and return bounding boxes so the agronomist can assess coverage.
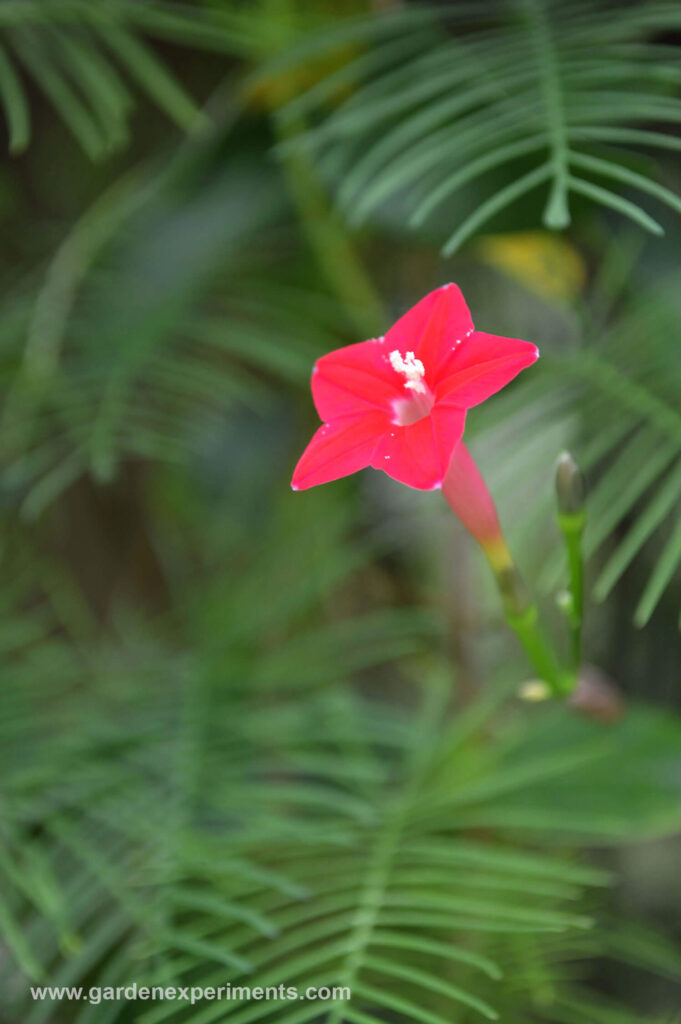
[292,284,538,492]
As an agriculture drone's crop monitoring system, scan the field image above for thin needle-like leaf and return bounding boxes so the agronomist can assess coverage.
[442,163,552,255]
[0,40,29,151]
[634,517,681,626]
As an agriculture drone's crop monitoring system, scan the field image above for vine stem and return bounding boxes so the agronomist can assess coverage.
[555,452,586,678]
[442,446,570,696]
[558,511,585,672]
[488,550,572,696]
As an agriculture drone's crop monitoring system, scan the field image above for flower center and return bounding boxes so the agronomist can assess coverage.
[389,349,434,425]
[389,349,427,393]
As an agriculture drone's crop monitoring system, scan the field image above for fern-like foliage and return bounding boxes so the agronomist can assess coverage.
[0,138,351,516]
[0,488,438,998]
[3,589,681,1024]
[2,493,681,1022]
[0,0,255,156]
[273,0,681,252]
[3,449,681,1022]
[2,5,681,1022]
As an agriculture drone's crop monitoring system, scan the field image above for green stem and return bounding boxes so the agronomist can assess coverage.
[558,510,585,673]
[555,452,586,682]
[491,559,570,696]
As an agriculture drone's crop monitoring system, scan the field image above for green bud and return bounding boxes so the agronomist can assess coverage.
[555,451,585,517]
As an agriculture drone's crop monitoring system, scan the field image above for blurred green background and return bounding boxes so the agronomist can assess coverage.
[1,2,681,1022]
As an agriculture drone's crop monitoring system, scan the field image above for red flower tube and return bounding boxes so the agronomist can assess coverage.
[441,441,511,571]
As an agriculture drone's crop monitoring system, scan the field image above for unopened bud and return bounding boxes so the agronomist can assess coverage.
[555,452,585,517]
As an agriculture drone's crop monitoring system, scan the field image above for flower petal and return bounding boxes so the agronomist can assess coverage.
[291,412,389,490]
[371,407,466,490]
[311,338,402,420]
[436,331,538,407]
[384,283,475,384]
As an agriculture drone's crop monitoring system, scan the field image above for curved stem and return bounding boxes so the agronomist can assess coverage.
[442,445,569,694]
[492,559,570,695]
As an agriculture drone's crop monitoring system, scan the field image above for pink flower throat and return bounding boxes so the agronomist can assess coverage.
[389,349,434,426]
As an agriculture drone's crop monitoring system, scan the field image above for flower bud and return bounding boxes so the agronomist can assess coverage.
[555,452,585,517]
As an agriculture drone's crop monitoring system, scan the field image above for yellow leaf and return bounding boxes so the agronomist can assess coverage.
[476,231,586,303]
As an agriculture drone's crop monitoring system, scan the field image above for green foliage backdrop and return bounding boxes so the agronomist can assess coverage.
[1,2,681,1023]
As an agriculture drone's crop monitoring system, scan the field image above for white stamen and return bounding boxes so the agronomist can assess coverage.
[389,349,427,394]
